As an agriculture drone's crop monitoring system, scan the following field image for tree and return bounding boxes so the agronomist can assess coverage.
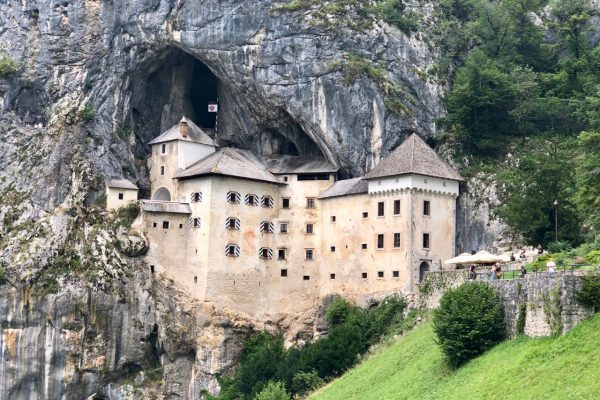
[254,381,291,400]
[433,283,506,367]
[575,131,600,234]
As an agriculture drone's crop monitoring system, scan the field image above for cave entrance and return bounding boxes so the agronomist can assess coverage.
[189,62,218,130]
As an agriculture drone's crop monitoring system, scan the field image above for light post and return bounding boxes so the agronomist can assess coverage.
[553,199,558,242]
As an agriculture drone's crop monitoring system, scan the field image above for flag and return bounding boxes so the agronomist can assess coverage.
[208,103,218,113]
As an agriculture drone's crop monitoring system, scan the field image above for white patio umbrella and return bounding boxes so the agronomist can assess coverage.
[444,252,475,265]
[469,250,511,264]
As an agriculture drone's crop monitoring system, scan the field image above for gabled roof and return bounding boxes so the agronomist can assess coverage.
[175,148,282,184]
[364,133,463,181]
[149,116,217,146]
[107,178,138,190]
[261,156,338,174]
[319,178,368,199]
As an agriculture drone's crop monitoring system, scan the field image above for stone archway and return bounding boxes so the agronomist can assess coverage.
[152,187,171,201]
[419,261,430,283]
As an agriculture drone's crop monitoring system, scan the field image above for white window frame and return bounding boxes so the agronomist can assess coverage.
[305,248,314,260]
[189,217,201,228]
[227,191,241,204]
[260,221,274,233]
[245,194,259,206]
[190,192,202,203]
[226,217,240,230]
[225,244,240,257]
[279,222,289,233]
[261,196,274,208]
[259,247,273,259]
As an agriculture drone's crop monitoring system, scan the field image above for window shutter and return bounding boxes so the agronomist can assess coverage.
[189,217,201,228]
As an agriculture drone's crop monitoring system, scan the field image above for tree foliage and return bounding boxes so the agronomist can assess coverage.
[433,283,506,367]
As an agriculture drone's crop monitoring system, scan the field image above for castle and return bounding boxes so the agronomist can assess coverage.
[106,117,463,315]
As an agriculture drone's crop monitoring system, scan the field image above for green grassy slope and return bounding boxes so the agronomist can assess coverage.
[311,314,600,400]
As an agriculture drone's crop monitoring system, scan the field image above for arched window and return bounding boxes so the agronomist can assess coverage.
[152,187,171,201]
[245,194,258,206]
[419,262,430,282]
[226,217,240,230]
[227,191,241,204]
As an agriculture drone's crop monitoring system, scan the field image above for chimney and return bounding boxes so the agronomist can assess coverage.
[180,118,189,138]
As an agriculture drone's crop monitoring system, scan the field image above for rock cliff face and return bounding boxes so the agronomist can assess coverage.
[0,0,483,398]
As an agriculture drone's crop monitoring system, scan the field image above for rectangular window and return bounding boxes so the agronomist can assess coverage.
[378,271,384,278]
[162,221,169,229]
[362,272,368,279]
[377,234,384,249]
[306,223,314,234]
[394,233,401,248]
[330,246,336,252]
[393,270,399,278]
[150,265,155,273]
[331,216,336,222]
[194,276,198,283]
[306,198,315,209]
[330,273,336,279]
[278,248,286,260]
[259,248,273,259]
[423,200,431,216]
[260,221,274,233]
[226,217,240,230]
[118,193,124,200]
[303,275,310,281]
[361,243,367,250]
[261,196,274,207]
[226,244,240,257]
[281,269,288,277]
[190,217,201,228]
[280,223,288,233]
[423,233,430,249]
[282,198,290,208]
[245,194,258,206]
[160,166,165,176]
[377,201,384,217]
[227,191,240,204]
[191,192,202,203]
[152,222,157,228]
[362,211,368,218]
[394,200,401,215]
[179,224,183,229]
[305,249,314,260]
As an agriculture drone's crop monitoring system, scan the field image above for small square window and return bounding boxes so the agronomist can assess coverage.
[330,273,336,279]
[361,243,367,250]
[331,216,336,222]
[281,269,288,277]
[423,200,431,216]
[306,198,315,209]
[305,249,314,260]
[377,234,384,249]
[394,200,401,215]
[393,271,399,278]
[378,271,384,278]
[282,198,290,208]
[118,193,124,200]
[280,223,288,233]
[160,166,165,176]
[423,233,430,249]
[330,246,336,252]
[150,265,155,273]
[278,249,286,260]
[152,222,157,228]
[362,272,368,279]
[303,275,310,281]
[162,221,169,229]
[284,176,289,182]
[377,202,384,217]
[362,212,368,218]
[179,224,183,229]
[306,223,314,234]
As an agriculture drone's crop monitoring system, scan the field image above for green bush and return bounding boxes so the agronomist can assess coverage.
[516,303,527,335]
[586,250,600,265]
[0,264,6,285]
[547,241,572,254]
[80,102,96,121]
[0,55,18,77]
[254,381,290,400]
[291,370,323,395]
[375,0,419,33]
[116,202,140,228]
[576,274,600,312]
[433,282,506,367]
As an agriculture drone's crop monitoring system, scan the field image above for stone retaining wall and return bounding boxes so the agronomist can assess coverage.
[420,271,593,337]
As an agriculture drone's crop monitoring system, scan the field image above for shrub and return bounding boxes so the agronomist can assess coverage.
[291,370,323,395]
[80,102,96,121]
[516,303,527,335]
[254,381,291,400]
[586,250,600,265]
[433,282,506,367]
[0,55,18,77]
[576,274,600,312]
[0,264,6,285]
[116,202,140,228]
[546,240,572,254]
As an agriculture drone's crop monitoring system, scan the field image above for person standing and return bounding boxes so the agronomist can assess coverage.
[520,263,527,278]
[547,259,556,277]
[537,244,544,255]
[469,264,477,280]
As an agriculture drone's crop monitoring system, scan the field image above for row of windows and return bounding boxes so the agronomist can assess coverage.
[226,244,314,260]
[279,270,401,279]
[327,200,429,222]
[225,192,316,209]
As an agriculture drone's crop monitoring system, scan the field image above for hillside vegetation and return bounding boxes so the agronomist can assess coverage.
[311,314,600,400]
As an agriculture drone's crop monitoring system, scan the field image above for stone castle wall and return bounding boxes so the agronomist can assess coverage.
[420,271,593,337]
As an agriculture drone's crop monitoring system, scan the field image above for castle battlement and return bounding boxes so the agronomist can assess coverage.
[106,117,463,316]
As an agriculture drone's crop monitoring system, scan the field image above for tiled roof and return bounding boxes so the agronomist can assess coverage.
[319,178,368,199]
[364,133,463,181]
[261,156,338,174]
[149,116,217,146]
[141,201,192,214]
[107,178,138,190]
[175,148,282,184]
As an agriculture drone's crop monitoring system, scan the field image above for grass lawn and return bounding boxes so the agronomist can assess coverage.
[310,313,600,400]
